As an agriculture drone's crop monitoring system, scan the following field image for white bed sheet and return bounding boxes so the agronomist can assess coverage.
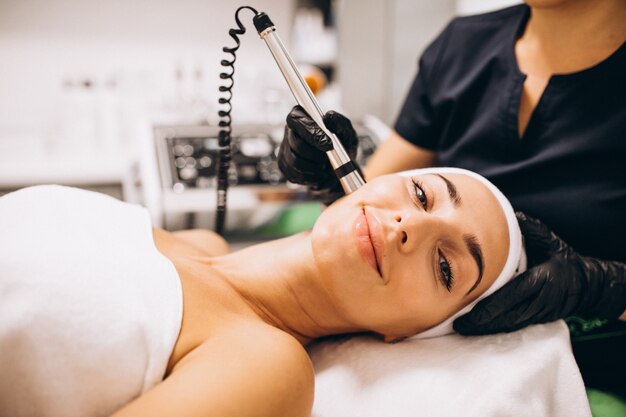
[308,320,591,417]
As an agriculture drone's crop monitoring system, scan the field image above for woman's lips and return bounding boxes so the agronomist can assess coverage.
[364,209,385,275]
[354,208,383,279]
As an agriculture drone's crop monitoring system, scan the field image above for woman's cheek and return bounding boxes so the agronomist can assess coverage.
[393,265,442,321]
[385,270,421,311]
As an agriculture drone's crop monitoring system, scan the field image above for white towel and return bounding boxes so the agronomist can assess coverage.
[0,185,183,417]
[309,321,591,417]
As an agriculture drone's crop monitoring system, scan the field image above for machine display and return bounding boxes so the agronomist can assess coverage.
[154,125,283,193]
[146,123,378,232]
[154,124,377,194]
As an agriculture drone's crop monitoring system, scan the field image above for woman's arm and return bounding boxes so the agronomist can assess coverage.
[364,130,436,180]
[111,328,314,417]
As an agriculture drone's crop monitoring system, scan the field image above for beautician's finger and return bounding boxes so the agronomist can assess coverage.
[323,111,359,157]
[283,126,327,165]
[286,105,333,151]
[453,270,549,335]
[516,212,569,262]
[278,137,329,185]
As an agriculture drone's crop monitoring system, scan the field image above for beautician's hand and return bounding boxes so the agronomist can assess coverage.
[278,105,360,205]
[454,212,626,335]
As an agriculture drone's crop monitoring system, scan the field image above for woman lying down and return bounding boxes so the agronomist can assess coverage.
[0,167,525,417]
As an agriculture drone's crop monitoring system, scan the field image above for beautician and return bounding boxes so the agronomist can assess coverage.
[277,0,626,396]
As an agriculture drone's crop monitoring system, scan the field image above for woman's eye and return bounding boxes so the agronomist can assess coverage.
[437,250,454,292]
[411,179,428,209]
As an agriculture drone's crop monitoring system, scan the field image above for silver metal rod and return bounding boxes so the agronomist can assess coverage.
[259,26,366,194]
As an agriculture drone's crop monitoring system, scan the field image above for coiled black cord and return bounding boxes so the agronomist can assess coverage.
[217,5,259,235]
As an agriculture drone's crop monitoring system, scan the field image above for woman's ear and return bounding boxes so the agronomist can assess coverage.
[383,334,408,344]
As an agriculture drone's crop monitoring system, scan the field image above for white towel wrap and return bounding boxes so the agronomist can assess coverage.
[0,185,183,417]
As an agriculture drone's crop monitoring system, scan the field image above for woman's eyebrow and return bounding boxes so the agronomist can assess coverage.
[464,233,484,295]
[433,174,461,207]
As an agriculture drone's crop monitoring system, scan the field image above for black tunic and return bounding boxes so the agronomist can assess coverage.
[394,4,626,264]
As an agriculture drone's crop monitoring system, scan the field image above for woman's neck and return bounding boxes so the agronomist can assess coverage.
[521,0,626,73]
[206,232,362,345]
[524,0,626,52]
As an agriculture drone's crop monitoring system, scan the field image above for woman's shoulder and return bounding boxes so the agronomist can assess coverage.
[170,229,230,256]
[429,3,526,47]
[153,227,230,258]
[113,325,313,417]
[164,325,314,417]
[208,321,313,376]
[444,4,526,49]
[419,4,527,90]
[452,3,527,26]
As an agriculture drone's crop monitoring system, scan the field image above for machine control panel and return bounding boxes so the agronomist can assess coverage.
[154,124,378,193]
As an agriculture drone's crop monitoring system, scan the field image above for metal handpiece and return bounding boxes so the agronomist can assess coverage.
[254,15,366,194]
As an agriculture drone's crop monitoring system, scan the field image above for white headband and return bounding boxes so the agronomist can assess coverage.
[396,167,527,339]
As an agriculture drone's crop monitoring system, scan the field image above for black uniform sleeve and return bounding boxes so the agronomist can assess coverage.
[394,21,455,150]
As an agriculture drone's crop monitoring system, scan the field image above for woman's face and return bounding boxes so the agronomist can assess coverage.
[310,172,509,339]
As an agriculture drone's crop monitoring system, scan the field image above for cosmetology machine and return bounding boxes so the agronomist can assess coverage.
[134,5,378,235]
[143,121,378,233]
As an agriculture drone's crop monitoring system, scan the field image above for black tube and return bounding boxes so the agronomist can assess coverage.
[253,12,274,33]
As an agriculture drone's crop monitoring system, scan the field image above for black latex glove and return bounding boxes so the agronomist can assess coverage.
[454,212,626,335]
[277,105,360,205]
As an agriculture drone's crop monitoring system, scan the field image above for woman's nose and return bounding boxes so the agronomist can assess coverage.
[394,214,408,244]
[392,211,436,254]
